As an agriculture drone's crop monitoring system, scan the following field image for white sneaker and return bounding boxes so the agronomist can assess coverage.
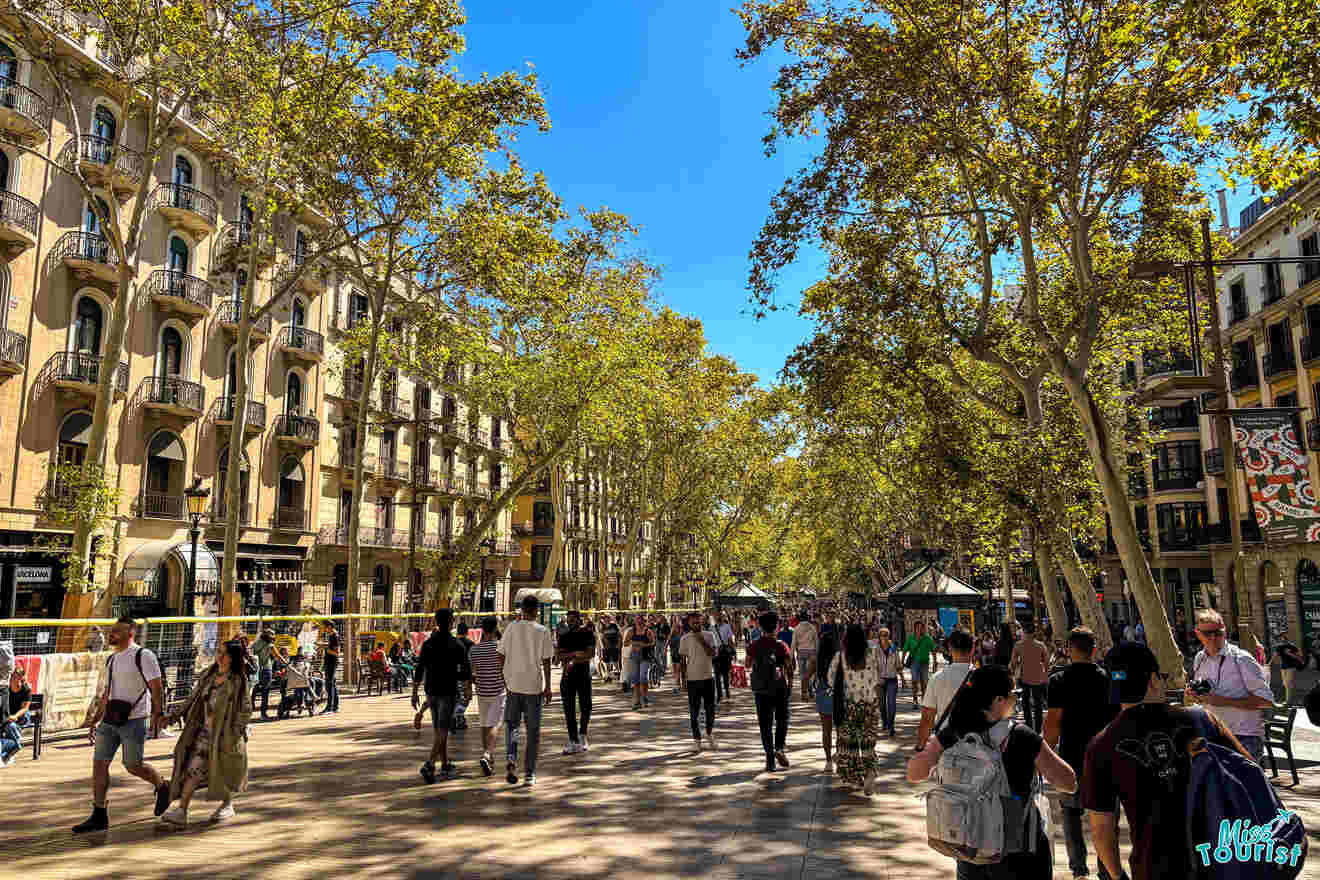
[160,806,188,827]
[562,741,581,755]
[210,803,235,822]
[580,736,589,752]
[705,735,716,750]
[522,774,536,787]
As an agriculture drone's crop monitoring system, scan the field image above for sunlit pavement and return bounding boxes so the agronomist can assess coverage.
[6,678,1320,880]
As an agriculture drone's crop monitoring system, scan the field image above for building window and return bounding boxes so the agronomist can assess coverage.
[72,296,103,354]
[0,41,16,83]
[168,236,189,272]
[1229,279,1247,323]
[531,546,550,579]
[285,371,303,415]
[1302,232,1320,286]
[1156,502,1207,551]
[278,456,304,512]
[533,501,553,536]
[1148,400,1198,430]
[1152,440,1202,491]
[173,155,193,186]
[92,105,116,142]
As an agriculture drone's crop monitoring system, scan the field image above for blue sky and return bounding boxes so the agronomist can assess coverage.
[456,2,822,385]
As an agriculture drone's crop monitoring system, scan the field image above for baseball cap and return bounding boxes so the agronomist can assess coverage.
[1105,641,1160,703]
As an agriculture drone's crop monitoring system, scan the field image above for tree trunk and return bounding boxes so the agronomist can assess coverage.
[1046,523,1114,656]
[1033,533,1069,641]
[541,465,563,592]
[219,316,255,608]
[1057,369,1185,685]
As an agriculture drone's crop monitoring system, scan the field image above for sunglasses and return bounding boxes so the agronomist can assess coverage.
[1197,628,1226,637]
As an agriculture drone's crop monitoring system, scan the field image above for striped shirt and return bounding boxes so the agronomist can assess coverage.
[468,639,505,697]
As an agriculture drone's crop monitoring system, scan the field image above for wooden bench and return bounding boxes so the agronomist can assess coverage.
[1264,704,1299,787]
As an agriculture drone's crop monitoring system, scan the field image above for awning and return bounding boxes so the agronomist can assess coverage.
[281,458,305,481]
[60,412,92,444]
[513,587,562,604]
[148,432,186,462]
[887,563,986,610]
[121,539,220,594]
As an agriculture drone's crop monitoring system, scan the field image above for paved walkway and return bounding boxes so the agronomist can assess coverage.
[8,679,1320,880]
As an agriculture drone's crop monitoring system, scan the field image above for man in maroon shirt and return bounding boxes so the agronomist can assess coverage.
[746,610,795,773]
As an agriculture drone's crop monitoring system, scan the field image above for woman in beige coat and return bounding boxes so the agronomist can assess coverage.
[159,639,251,827]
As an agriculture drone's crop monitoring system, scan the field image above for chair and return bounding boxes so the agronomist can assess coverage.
[1263,704,1299,787]
[27,693,44,760]
[366,657,394,695]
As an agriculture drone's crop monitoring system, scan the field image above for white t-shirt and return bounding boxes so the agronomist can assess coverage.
[922,661,972,723]
[679,631,715,680]
[105,645,162,720]
[793,621,818,654]
[498,620,554,695]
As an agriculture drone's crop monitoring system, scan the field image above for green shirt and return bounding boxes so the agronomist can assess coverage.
[903,633,935,664]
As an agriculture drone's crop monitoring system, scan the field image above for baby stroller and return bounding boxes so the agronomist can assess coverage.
[278,660,325,718]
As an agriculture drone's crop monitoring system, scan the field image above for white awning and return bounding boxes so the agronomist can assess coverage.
[513,587,563,605]
[121,539,220,593]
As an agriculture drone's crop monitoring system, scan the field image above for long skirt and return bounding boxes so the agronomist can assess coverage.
[835,698,880,786]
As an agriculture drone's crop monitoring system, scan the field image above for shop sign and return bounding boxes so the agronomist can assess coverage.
[1298,576,1320,659]
[1265,599,1289,649]
[14,565,53,583]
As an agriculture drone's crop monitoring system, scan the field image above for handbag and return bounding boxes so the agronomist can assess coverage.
[103,648,148,726]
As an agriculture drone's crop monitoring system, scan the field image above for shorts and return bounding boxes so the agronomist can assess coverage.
[911,660,930,684]
[93,718,148,766]
[628,654,651,686]
[814,683,833,716]
[428,696,457,733]
[478,692,506,728]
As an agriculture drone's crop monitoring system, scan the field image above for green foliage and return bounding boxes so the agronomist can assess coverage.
[41,463,119,595]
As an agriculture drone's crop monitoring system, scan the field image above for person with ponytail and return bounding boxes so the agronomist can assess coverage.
[907,665,1076,879]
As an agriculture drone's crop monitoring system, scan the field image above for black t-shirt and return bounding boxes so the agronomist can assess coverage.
[937,721,1042,798]
[1083,703,1243,880]
[603,624,621,648]
[324,632,340,670]
[559,628,596,678]
[1275,641,1305,669]
[6,683,31,718]
[416,631,472,698]
[1047,662,1117,774]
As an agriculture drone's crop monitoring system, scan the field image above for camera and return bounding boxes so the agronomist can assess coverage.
[1188,678,1214,696]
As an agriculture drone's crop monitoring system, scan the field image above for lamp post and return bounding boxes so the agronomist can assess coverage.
[184,479,210,611]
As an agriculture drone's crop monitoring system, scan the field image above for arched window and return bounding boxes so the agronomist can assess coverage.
[145,431,185,516]
[73,296,103,354]
[291,298,305,329]
[58,411,92,468]
[168,236,189,273]
[285,371,302,415]
[92,106,116,142]
[0,41,16,83]
[278,456,304,513]
[173,155,193,187]
[159,327,183,377]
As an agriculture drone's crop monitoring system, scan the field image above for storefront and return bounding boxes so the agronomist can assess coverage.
[0,531,70,619]
[209,542,309,618]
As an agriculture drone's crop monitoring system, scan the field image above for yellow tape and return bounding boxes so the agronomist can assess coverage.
[0,607,706,627]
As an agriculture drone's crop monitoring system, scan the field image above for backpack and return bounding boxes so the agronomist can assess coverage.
[924,720,1041,865]
[749,640,785,695]
[1304,682,1320,726]
[1185,735,1307,879]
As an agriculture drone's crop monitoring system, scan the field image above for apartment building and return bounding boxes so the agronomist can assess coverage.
[512,464,657,609]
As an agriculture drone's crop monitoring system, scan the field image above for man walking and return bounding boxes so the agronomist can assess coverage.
[468,617,506,777]
[557,609,595,754]
[1186,609,1274,763]
[712,614,734,703]
[73,617,171,833]
[680,611,717,750]
[1044,627,1118,880]
[917,629,972,750]
[321,623,340,714]
[413,609,472,783]
[251,629,276,721]
[1011,621,1050,732]
[747,610,795,772]
[793,610,818,701]
[902,620,936,706]
[500,594,554,786]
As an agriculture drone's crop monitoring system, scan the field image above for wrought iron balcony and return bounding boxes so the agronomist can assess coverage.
[421,533,451,551]
[1204,448,1225,475]
[1262,349,1296,379]
[432,421,463,444]
[51,231,120,285]
[439,472,467,495]
[0,74,52,141]
[0,189,38,252]
[338,374,365,402]
[317,525,349,546]
[210,498,251,526]
[145,269,214,317]
[274,506,305,530]
[213,395,266,431]
[273,413,318,446]
[1158,527,1205,551]
[363,527,408,548]
[376,456,409,483]
[467,481,492,500]
[491,539,521,557]
[1229,364,1259,392]
[138,375,204,416]
[151,183,218,235]
[41,352,128,395]
[216,300,272,338]
[0,328,25,376]
[59,135,144,191]
[140,491,184,520]
[217,221,274,267]
[379,392,411,421]
[277,326,323,361]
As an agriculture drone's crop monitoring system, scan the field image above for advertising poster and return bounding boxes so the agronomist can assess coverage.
[1234,410,1320,541]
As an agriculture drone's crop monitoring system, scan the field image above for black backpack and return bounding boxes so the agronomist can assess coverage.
[750,640,785,695]
[1305,681,1320,726]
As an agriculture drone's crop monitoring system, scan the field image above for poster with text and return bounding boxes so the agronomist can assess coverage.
[1233,410,1320,542]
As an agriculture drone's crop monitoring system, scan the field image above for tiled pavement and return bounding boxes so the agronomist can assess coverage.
[6,679,1320,880]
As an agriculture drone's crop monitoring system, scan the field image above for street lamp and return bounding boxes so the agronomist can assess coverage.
[184,479,210,605]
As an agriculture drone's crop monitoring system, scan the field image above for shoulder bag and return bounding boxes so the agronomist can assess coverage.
[103,648,148,726]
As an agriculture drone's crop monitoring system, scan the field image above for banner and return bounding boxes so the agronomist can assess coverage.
[1233,409,1320,542]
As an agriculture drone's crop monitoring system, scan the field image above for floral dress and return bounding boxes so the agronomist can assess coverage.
[183,677,225,783]
[827,650,883,786]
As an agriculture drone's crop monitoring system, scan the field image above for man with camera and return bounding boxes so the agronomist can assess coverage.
[1186,609,1274,763]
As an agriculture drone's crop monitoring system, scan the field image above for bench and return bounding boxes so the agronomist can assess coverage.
[1264,704,1299,787]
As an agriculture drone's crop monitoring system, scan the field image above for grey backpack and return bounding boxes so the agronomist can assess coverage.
[924,720,1042,864]
[0,639,14,680]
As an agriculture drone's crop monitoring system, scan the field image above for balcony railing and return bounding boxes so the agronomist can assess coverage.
[413,464,438,489]
[216,300,272,335]
[1204,448,1225,475]
[1147,406,1199,431]
[363,527,408,548]
[215,395,266,428]
[275,506,306,530]
[1229,364,1259,392]
[140,491,184,520]
[468,481,492,500]
[139,375,204,412]
[210,499,251,525]
[151,182,218,226]
[273,413,318,444]
[60,134,144,180]
[1262,349,1296,378]
[433,421,463,443]
[1205,519,1264,544]
[491,539,521,556]
[0,328,26,367]
[380,392,411,420]
[0,74,53,135]
[278,326,323,357]
[42,352,128,393]
[421,533,451,550]
[1152,467,1201,492]
[1159,527,1205,551]
[144,269,214,312]
[0,189,38,238]
[378,456,408,482]
[51,230,119,272]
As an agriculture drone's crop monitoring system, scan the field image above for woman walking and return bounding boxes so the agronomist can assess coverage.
[826,624,883,793]
[875,628,903,736]
[813,625,838,772]
[993,622,1015,669]
[159,639,251,827]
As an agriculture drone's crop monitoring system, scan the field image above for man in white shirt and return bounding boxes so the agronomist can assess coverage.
[73,616,170,833]
[916,629,974,750]
[1186,609,1274,763]
[498,595,554,787]
[792,611,819,701]
[712,613,735,703]
[679,612,717,750]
